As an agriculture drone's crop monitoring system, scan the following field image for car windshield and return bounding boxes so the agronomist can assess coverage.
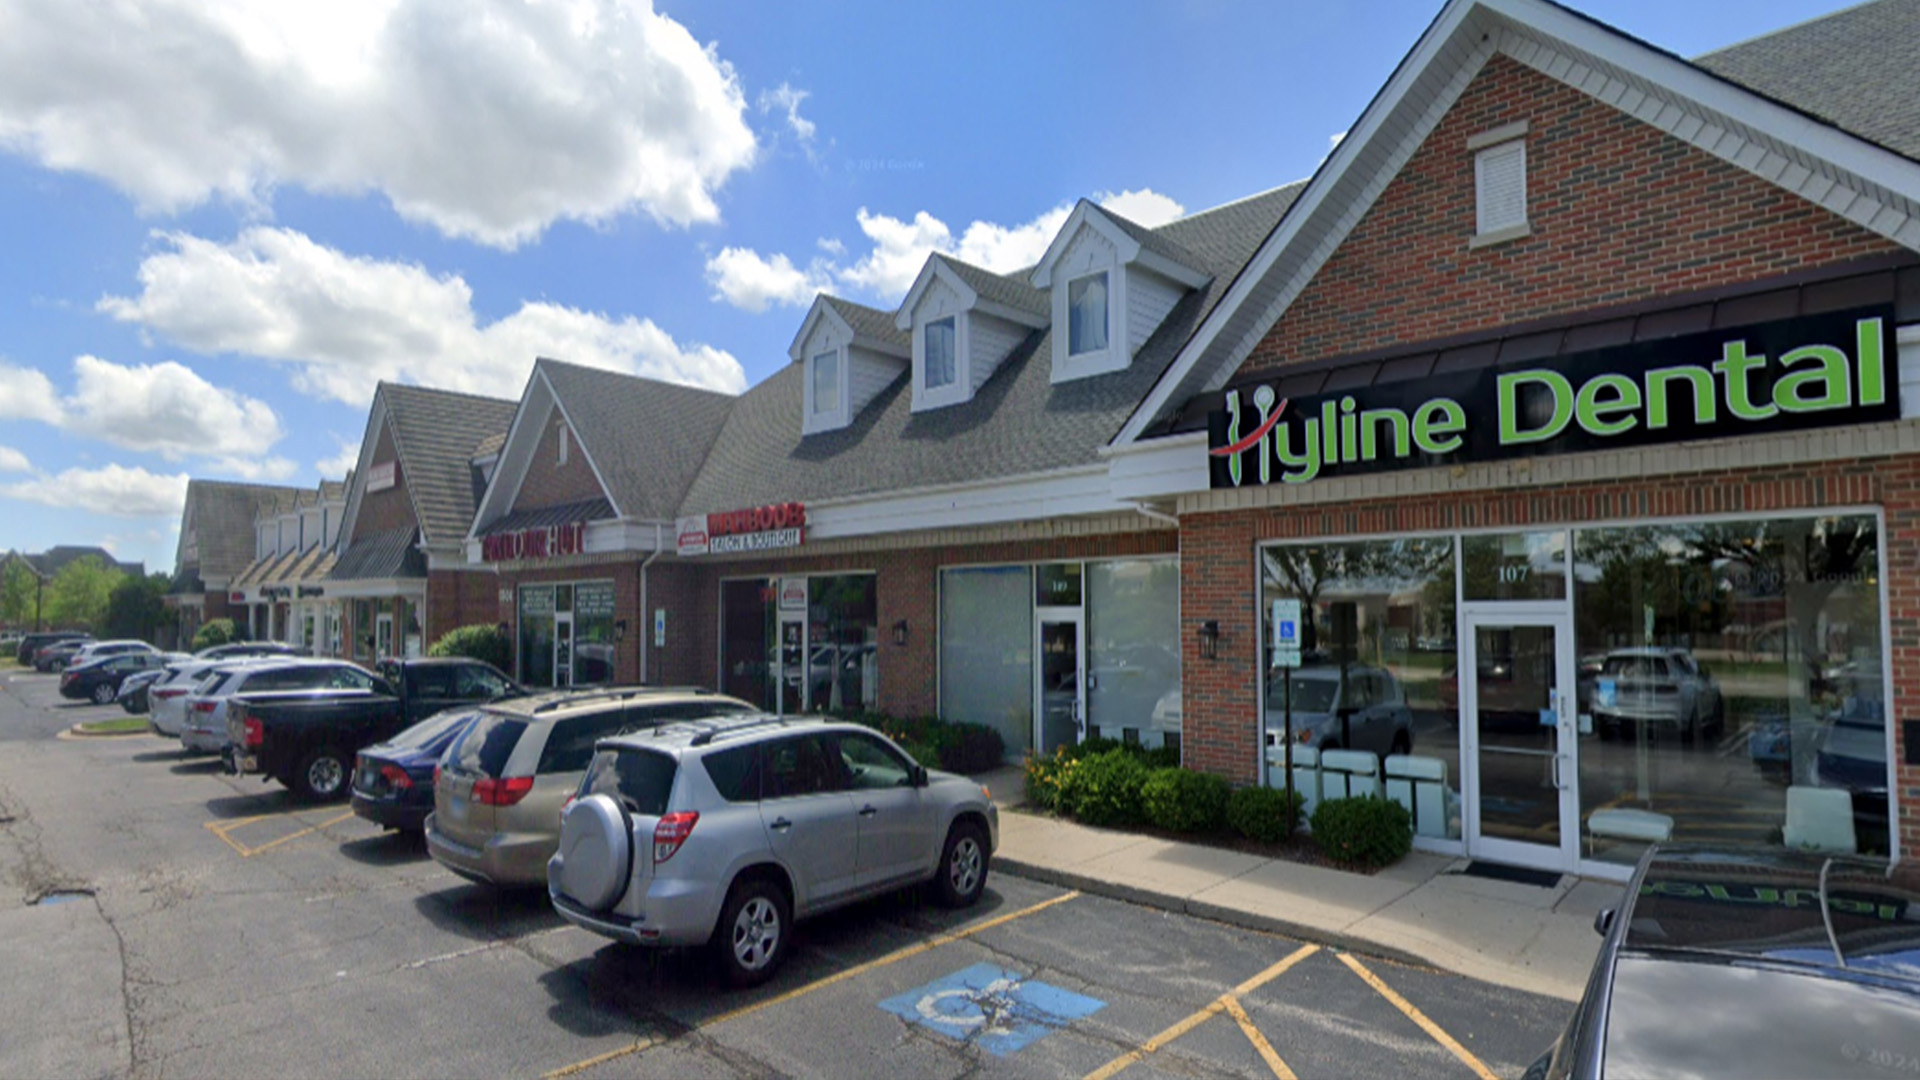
[387,709,479,752]
[1267,673,1341,713]
[450,712,526,777]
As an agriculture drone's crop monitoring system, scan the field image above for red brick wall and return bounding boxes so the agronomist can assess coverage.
[426,569,500,643]
[1239,55,1899,376]
[511,414,609,513]
[1178,455,1918,855]
[353,424,417,540]
[497,561,643,685]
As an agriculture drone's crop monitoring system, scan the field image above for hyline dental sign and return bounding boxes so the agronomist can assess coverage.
[1207,307,1900,489]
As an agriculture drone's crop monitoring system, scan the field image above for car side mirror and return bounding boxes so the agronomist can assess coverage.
[1593,907,1615,937]
[910,765,930,788]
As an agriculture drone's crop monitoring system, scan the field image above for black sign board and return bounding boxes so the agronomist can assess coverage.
[1208,307,1900,489]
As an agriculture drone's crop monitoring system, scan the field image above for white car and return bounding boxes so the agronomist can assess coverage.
[150,660,254,738]
[179,659,373,753]
[1591,648,1723,744]
[70,640,158,667]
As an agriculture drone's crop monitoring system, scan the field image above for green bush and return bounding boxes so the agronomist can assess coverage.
[191,618,238,652]
[1058,749,1150,827]
[939,723,1006,774]
[1310,797,1413,869]
[1023,748,1069,810]
[428,623,512,671]
[1226,786,1305,844]
[1140,768,1231,833]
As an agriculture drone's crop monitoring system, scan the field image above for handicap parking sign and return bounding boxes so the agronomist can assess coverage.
[878,963,1106,1056]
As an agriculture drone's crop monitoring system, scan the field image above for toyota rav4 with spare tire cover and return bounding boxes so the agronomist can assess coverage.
[547,715,999,988]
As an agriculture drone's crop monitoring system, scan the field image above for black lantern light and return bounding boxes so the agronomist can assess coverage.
[1198,620,1220,661]
[892,619,909,647]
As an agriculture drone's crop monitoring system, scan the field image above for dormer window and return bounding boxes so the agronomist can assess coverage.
[1067,272,1109,356]
[925,317,957,389]
[810,350,839,415]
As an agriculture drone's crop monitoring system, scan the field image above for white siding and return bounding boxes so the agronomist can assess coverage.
[1126,268,1185,355]
[969,313,1026,393]
[847,347,907,416]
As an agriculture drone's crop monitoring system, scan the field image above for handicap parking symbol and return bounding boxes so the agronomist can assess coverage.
[878,963,1105,1056]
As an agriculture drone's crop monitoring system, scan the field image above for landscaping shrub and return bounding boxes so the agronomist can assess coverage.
[1057,749,1149,827]
[428,623,512,671]
[1310,797,1414,869]
[191,618,238,652]
[1226,785,1305,844]
[938,723,1006,774]
[1140,768,1231,833]
[850,712,1006,776]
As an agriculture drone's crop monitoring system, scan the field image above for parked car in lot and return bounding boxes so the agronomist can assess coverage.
[195,640,306,661]
[427,687,757,887]
[1263,664,1413,758]
[548,715,999,987]
[1590,647,1723,744]
[34,638,93,672]
[59,650,173,704]
[149,660,244,737]
[1525,843,1920,1080]
[181,660,375,755]
[69,639,158,668]
[228,657,522,800]
[350,708,487,832]
[15,631,89,666]
[117,661,186,713]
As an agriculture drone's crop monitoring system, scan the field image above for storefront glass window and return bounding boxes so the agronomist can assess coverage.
[1462,531,1568,601]
[1035,563,1083,607]
[940,567,1034,757]
[352,599,373,660]
[1260,539,1460,838]
[573,581,616,685]
[1574,515,1887,862]
[1087,559,1182,751]
[721,579,775,710]
[807,575,878,712]
[518,585,555,688]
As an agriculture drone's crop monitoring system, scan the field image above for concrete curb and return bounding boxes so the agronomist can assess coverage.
[994,856,1436,973]
[61,724,151,740]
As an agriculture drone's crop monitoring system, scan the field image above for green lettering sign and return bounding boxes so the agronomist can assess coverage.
[1497,370,1573,445]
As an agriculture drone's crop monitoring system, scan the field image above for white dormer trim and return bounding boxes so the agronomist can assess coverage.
[1039,208,1202,384]
[791,296,909,435]
[895,258,1045,413]
[1030,201,1210,290]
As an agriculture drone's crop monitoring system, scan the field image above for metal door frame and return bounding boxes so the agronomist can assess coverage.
[1459,607,1579,872]
[1033,606,1086,753]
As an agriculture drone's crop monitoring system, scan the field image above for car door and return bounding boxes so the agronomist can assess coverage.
[404,665,458,723]
[832,730,933,888]
[758,733,858,911]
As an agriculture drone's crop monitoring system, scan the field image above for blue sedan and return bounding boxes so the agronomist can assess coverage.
[350,708,483,833]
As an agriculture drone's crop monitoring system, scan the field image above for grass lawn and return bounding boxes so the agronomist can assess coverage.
[75,718,150,735]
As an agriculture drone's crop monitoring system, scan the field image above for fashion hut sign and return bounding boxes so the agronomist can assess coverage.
[480,521,586,562]
[1207,308,1900,488]
[677,503,806,556]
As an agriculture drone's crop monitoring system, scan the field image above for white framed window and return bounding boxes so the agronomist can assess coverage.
[811,350,840,415]
[1067,271,1109,357]
[924,317,957,390]
[1469,121,1530,246]
[558,424,570,466]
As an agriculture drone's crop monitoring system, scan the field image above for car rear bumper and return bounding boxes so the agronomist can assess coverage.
[182,728,228,753]
[351,793,431,832]
[547,886,713,948]
[424,817,553,886]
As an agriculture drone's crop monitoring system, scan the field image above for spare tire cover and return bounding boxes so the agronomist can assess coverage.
[556,794,631,911]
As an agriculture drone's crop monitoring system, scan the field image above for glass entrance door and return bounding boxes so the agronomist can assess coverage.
[777,613,806,715]
[1463,613,1578,870]
[1035,611,1085,755]
[553,614,574,688]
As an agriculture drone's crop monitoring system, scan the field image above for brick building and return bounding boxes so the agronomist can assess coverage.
[167,479,307,648]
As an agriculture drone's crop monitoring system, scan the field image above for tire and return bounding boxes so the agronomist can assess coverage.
[293,746,352,802]
[712,876,790,988]
[1388,731,1412,757]
[934,821,989,909]
[91,683,114,705]
[1679,709,1698,747]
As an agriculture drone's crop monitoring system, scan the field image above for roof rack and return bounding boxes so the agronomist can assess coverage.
[688,714,800,747]
[528,684,716,714]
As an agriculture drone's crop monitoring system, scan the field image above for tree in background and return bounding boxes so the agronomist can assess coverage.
[2,557,40,628]
[192,618,239,652]
[428,623,512,671]
[44,556,123,631]
[105,573,171,642]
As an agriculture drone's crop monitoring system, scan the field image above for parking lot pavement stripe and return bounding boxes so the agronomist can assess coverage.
[1082,942,1319,1080]
[236,810,357,857]
[539,1037,660,1079]
[1336,953,1499,1080]
[1221,994,1296,1080]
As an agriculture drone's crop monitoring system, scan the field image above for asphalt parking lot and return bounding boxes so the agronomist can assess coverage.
[0,669,1569,1079]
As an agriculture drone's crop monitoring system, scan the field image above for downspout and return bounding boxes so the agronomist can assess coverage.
[638,522,664,685]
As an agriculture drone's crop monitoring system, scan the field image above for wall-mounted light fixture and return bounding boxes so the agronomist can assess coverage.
[614,619,628,642]
[892,619,909,647]
[1198,620,1220,661]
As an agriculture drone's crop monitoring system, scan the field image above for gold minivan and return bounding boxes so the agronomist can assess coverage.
[425,687,757,886]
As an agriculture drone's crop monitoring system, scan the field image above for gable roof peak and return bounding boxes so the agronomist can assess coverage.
[1030,199,1210,289]
[789,294,910,361]
[894,253,1049,331]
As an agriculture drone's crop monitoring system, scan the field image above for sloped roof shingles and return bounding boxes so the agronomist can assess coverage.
[537,360,739,521]
[378,384,517,546]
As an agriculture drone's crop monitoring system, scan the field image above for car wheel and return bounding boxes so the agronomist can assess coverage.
[294,746,351,802]
[91,683,114,705]
[1679,708,1698,747]
[934,821,989,909]
[713,876,790,988]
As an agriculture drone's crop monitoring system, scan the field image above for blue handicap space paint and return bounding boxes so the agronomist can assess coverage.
[879,963,1106,1056]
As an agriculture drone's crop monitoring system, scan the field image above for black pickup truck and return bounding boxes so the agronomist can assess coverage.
[226,657,520,800]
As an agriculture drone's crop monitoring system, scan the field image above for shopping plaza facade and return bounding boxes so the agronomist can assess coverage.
[174,0,1920,875]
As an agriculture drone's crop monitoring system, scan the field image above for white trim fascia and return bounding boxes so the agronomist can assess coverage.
[465,370,554,542]
[543,389,625,522]
[1030,202,1142,289]
[895,259,980,331]
[802,465,1124,541]
[1104,432,1214,502]
[334,391,394,556]
[788,297,854,363]
[318,577,428,600]
[1111,0,1920,450]
[461,517,673,564]
[1133,248,1211,290]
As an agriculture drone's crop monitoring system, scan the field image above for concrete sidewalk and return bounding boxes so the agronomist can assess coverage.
[978,771,1614,1001]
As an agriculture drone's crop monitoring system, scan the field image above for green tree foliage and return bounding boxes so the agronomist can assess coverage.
[2,557,40,627]
[192,618,239,652]
[45,556,122,631]
[428,623,512,671]
[105,574,171,641]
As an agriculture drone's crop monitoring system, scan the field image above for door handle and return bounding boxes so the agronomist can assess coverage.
[858,805,878,817]
[1552,755,1568,790]
[769,816,792,831]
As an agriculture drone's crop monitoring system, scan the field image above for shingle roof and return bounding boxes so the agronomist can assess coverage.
[678,182,1305,512]
[330,526,426,581]
[821,296,909,354]
[935,255,1050,320]
[378,384,517,547]
[1095,202,1207,276]
[537,360,738,521]
[478,497,616,537]
[473,432,507,459]
[1695,0,1920,161]
[177,480,305,581]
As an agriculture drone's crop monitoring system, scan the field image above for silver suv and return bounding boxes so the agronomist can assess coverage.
[547,716,998,987]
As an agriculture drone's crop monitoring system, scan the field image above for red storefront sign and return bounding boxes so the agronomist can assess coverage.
[677,502,806,556]
[480,521,587,562]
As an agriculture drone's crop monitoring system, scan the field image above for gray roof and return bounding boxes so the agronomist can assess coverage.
[479,497,615,537]
[1695,0,1920,161]
[822,296,909,354]
[537,359,739,521]
[177,480,305,580]
[379,383,517,546]
[935,255,1050,320]
[678,182,1305,512]
[1092,200,1207,276]
[21,546,144,579]
[330,526,425,581]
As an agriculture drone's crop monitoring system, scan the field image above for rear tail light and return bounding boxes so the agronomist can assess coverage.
[60,672,74,686]
[242,713,263,748]
[653,811,698,864]
[380,765,413,790]
[433,764,442,786]
[472,775,534,806]
[192,701,215,714]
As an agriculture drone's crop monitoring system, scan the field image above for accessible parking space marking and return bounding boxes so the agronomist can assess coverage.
[1083,942,1319,1080]
[204,808,358,857]
[1335,952,1500,1080]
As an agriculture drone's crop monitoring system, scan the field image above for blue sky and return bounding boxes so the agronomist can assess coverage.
[0,0,1853,574]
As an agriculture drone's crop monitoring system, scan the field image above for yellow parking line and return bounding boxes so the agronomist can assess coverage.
[204,812,278,835]
[239,810,357,857]
[1082,943,1318,1080]
[537,890,1081,1079]
[1222,994,1296,1080]
[204,808,358,857]
[1336,953,1498,1080]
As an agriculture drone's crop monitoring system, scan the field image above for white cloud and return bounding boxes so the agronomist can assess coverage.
[757,83,815,143]
[0,0,758,248]
[1099,188,1186,228]
[99,227,746,404]
[836,208,957,299]
[0,362,62,423]
[64,355,284,463]
[316,435,362,479]
[206,455,298,482]
[704,247,832,313]
[2,464,191,518]
[0,446,28,473]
